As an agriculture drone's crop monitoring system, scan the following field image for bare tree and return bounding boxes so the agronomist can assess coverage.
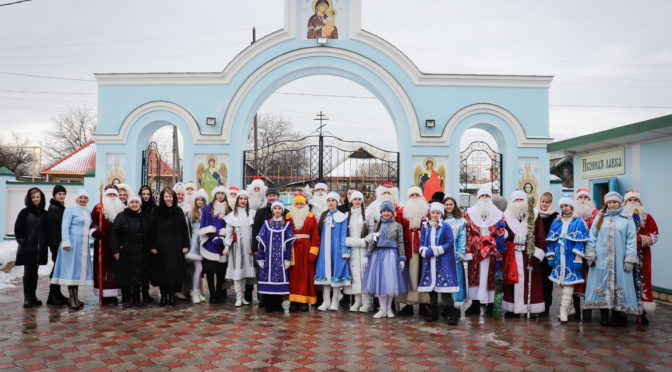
[247,114,303,150]
[0,133,34,176]
[42,105,96,162]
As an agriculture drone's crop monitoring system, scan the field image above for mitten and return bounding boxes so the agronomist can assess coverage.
[257,260,265,269]
[424,248,434,259]
[624,262,634,273]
[283,261,290,270]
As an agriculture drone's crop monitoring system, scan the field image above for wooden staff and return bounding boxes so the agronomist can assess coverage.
[525,196,536,319]
[98,183,103,306]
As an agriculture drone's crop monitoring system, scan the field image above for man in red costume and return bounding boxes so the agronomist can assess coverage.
[573,188,600,320]
[91,184,123,305]
[623,190,659,325]
[502,190,547,317]
[287,193,321,311]
[463,186,506,316]
[395,186,429,316]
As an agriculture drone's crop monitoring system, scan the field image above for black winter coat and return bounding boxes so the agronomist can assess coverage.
[14,188,48,266]
[46,198,65,257]
[149,195,190,289]
[111,208,147,287]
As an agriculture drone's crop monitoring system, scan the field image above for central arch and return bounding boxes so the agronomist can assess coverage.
[223,47,420,192]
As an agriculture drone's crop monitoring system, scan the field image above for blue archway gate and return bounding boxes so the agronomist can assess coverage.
[93,0,553,203]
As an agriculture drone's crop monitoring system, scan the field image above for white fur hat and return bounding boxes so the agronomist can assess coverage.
[76,188,89,199]
[271,200,284,210]
[429,202,444,215]
[116,183,133,196]
[327,191,340,202]
[237,190,248,197]
[250,178,265,188]
[172,182,184,191]
[315,182,328,191]
[195,188,209,203]
[558,195,574,208]
[510,189,527,202]
[624,190,641,202]
[211,185,228,199]
[407,186,423,198]
[128,194,142,204]
[349,190,364,202]
[104,187,118,197]
[477,186,492,198]
[183,181,197,191]
[604,191,623,204]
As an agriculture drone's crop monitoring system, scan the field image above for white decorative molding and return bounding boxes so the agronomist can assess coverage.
[438,103,554,148]
[94,101,220,145]
[221,47,423,145]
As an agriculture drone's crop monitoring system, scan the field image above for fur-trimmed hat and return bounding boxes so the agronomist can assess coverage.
[211,185,228,199]
[558,195,574,208]
[75,188,90,199]
[624,189,641,202]
[194,188,209,203]
[477,186,492,198]
[407,186,423,198]
[128,194,142,204]
[429,202,444,216]
[349,190,364,202]
[271,200,284,210]
[510,189,527,202]
[576,188,591,199]
[314,182,328,191]
[327,191,340,202]
[104,184,119,197]
[604,191,623,204]
[116,183,133,196]
[183,181,197,191]
[172,182,184,191]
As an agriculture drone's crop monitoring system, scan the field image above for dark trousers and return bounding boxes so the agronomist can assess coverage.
[429,291,454,308]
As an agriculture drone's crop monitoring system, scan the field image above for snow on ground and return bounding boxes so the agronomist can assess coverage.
[0,240,53,291]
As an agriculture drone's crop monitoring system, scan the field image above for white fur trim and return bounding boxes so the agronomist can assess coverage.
[88,228,96,239]
[345,237,366,249]
[545,251,556,258]
[510,190,527,202]
[642,301,656,313]
[211,186,228,199]
[218,227,227,236]
[315,182,328,191]
[429,202,444,215]
[331,210,347,223]
[477,186,492,198]
[571,249,585,258]
[533,247,545,262]
[184,252,202,261]
[327,191,340,202]
[104,188,119,197]
[198,225,216,237]
[349,191,364,202]
[464,253,473,261]
[407,186,423,198]
[435,245,445,256]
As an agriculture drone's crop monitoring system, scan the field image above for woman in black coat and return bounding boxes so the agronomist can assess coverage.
[538,191,559,315]
[139,185,156,304]
[150,188,190,306]
[14,187,48,308]
[46,184,68,305]
[111,195,147,308]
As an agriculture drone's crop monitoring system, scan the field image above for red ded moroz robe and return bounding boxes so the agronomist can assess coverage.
[91,203,121,297]
[287,212,320,304]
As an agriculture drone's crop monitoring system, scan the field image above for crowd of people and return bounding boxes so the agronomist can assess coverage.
[14,178,659,326]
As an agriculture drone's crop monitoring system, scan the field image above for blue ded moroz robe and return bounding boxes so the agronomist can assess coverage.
[445,216,467,304]
[418,221,459,293]
[256,219,295,294]
[51,206,93,286]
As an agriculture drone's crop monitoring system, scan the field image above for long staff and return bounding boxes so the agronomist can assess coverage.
[525,196,536,319]
[98,183,103,307]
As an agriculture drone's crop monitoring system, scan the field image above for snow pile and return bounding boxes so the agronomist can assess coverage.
[0,240,53,290]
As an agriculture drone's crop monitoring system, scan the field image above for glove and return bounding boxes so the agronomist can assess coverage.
[463,253,473,262]
[283,261,290,270]
[399,260,405,272]
[424,248,434,259]
[624,262,634,273]
[585,252,596,267]
[641,235,653,247]
[308,253,317,264]
[372,232,380,242]
[257,261,265,269]
[362,257,368,271]
[92,229,106,239]
[528,256,540,267]
[547,259,554,267]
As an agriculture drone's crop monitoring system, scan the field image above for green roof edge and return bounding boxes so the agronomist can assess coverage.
[547,114,672,153]
[84,169,96,177]
[0,166,15,176]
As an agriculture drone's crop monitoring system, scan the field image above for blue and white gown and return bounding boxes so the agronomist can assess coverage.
[584,208,641,315]
[256,218,295,294]
[445,215,467,306]
[418,221,459,293]
[546,214,588,285]
[51,206,93,286]
[314,210,352,287]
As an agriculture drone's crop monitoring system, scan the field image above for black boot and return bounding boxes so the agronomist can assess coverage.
[572,294,582,320]
[47,284,67,305]
[465,301,480,316]
[398,304,414,316]
[640,311,649,325]
[159,292,167,307]
[23,277,33,308]
[142,285,154,304]
[27,276,42,307]
[600,309,611,326]
[448,307,458,325]
[121,288,132,308]
[132,287,143,308]
[169,292,177,307]
[419,304,430,317]
[244,284,254,304]
[612,311,627,327]
[428,303,439,322]
[67,287,80,311]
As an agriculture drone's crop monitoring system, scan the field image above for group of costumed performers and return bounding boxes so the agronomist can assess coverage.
[14,176,660,327]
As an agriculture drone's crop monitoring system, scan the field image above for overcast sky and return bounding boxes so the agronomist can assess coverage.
[1,0,671,155]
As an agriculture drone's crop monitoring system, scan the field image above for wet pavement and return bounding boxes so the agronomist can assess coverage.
[0,276,671,371]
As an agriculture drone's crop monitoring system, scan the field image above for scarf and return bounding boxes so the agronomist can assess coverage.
[377,216,397,248]
[538,203,557,218]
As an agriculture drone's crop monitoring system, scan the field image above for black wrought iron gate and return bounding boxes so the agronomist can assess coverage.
[459,140,503,195]
[243,135,399,194]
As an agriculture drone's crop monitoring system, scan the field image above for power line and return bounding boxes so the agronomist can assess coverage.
[0,89,95,95]
[276,91,377,99]
[0,0,30,7]
[0,72,94,82]
[550,104,672,109]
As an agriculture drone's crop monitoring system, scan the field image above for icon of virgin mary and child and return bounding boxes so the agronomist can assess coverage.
[307,0,339,39]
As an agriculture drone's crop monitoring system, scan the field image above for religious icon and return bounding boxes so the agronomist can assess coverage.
[307,0,339,39]
[518,157,539,202]
[105,154,126,185]
[414,156,446,201]
[196,155,228,198]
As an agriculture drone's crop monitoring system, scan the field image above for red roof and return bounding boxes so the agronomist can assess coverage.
[42,141,96,175]
[146,149,174,177]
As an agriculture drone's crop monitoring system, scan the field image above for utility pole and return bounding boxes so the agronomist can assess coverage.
[313,111,329,180]
[252,26,258,177]
[172,125,179,185]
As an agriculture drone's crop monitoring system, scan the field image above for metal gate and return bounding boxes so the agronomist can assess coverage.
[459,141,502,197]
[140,142,169,194]
[243,134,399,195]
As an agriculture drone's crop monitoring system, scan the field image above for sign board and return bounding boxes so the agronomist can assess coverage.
[580,147,625,179]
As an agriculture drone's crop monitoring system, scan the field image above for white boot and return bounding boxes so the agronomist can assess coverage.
[190,290,201,304]
[318,286,331,311]
[198,281,207,301]
[329,287,340,311]
[359,294,372,313]
[386,306,395,318]
[234,280,243,307]
[559,286,574,323]
[373,296,387,319]
[350,294,362,312]
[240,279,249,305]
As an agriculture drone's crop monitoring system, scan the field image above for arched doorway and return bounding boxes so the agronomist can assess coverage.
[140,124,184,195]
[459,128,502,208]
